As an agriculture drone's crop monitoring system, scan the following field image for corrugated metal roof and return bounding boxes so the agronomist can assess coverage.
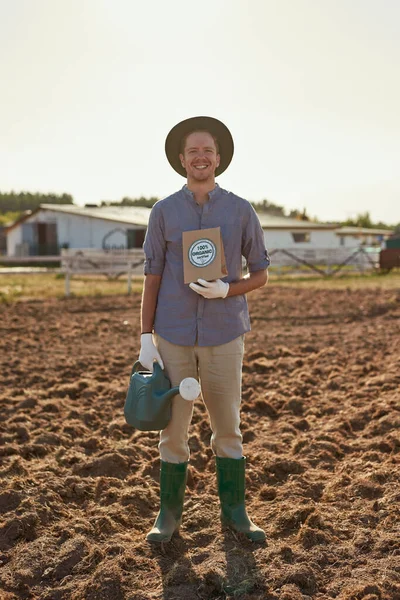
[256,213,337,230]
[39,204,152,226]
[335,226,394,236]
[15,204,338,230]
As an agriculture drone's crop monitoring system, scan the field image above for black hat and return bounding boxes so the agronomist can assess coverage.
[165,116,234,177]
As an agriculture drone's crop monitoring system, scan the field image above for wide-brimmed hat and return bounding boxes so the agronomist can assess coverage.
[165,116,234,177]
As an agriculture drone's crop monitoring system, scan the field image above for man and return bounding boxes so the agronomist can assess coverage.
[139,116,270,543]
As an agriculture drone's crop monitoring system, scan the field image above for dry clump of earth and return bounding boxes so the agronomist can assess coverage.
[0,284,399,599]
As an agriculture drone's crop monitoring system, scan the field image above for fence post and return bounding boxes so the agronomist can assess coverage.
[65,261,71,297]
[127,262,132,295]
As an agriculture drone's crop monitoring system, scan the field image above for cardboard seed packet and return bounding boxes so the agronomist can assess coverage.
[182,227,228,284]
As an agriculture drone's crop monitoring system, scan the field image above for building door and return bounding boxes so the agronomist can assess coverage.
[135,229,146,248]
[127,229,146,248]
[37,223,58,255]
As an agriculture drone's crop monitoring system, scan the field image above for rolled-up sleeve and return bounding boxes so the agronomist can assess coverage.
[143,202,166,275]
[241,204,271,272]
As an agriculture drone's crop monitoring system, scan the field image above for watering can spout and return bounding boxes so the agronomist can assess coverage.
[158,386,181,403]
[156,378,201,403]
[124,361,201,431]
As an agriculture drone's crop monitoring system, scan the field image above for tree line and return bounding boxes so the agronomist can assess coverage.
[0,192,73,214]
[100,196,159,209]
[339,211,395,231]
[102,196,311,220]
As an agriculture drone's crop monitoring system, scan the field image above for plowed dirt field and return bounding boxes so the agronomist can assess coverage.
[0,285,399,600]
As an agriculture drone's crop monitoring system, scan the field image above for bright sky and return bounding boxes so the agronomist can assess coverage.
[1,0,399,224]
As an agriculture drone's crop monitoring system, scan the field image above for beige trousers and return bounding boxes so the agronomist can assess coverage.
[154,334,245,463]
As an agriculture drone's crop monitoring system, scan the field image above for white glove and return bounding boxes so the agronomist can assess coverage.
[138,333,164,372]
[189,278,229,299]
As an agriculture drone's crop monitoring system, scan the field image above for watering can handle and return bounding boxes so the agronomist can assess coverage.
[131,361,146,376]
[131,360,163,377]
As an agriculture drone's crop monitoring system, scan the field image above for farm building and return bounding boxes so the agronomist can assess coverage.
[334,226,394,248]
[3,202,394,257]
[259,217,393,249]
[257,214,337,248]
[256,216,393,249]
[5,204,151,256]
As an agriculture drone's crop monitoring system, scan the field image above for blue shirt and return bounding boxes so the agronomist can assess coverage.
[143,184,270,346]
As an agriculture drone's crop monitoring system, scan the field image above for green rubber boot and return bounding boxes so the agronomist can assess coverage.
[216,456,266,542]
[146,460,188,543]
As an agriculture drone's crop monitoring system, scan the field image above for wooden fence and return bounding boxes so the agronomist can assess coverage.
[0,247,381,296]
[60,249,145,295]
[0,249,145,296]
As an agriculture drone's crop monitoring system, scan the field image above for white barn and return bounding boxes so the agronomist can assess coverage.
[333,226,393,248]
[257,214,338,249]
[5,204,151,256]
[256,215,392,249]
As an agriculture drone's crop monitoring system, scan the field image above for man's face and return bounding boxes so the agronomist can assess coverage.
[179,131,220,182]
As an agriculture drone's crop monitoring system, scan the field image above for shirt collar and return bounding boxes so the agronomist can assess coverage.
[182,183,221,203]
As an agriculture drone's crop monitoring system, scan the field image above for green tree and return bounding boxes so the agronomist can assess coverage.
[342,211,372,228]
[251,199,286,216]
[341,211,396,230]
[0,211,22,226]
[288,207,310,221]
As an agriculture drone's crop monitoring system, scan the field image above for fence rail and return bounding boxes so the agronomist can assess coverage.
[267,247,379,275]
[0,247,381,296]
[60,249,145,295]
[0,249,145,296]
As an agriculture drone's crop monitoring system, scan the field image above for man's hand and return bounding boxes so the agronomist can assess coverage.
[138,333,164,371]
[189,278,229,299]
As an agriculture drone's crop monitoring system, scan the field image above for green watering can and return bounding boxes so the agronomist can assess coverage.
[124,361,200,431]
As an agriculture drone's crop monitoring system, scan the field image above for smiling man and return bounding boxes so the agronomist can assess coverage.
[139,116,270,543]
[181,130,220,182]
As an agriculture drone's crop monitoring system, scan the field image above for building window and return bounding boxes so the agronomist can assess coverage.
[291,232,310,243]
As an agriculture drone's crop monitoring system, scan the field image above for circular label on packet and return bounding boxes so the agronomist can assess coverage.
[188,239,216,267]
